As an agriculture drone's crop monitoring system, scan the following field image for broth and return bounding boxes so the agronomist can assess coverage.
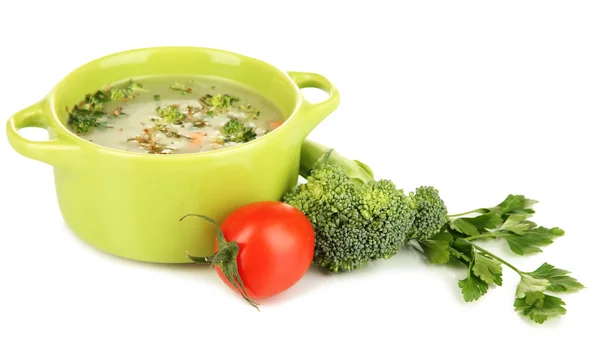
[66,76,285,154]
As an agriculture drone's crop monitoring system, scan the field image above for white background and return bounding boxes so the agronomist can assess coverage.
[1,1,598,360]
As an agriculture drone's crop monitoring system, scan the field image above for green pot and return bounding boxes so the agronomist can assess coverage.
[5,47,339,263]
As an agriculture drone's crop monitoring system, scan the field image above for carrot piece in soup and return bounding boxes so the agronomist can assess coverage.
[190,132,206,145]
[270,121,283,130]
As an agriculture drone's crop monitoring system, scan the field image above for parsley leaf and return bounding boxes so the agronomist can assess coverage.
[516,262,584,297]
[517,263,585,296]
[516,274,551,298]
[524,263,584,293]
[458,270,489,302]
[501,226,564,255]
[417,230,452,264]
[449,238,473,262]
[512,263,583,323]
[466,212,504,230]
[450,212,504,237]
[498,214,535,234]
[449,247,471,263]
[472,252,503,286]
[479,194,538,216]
[514,291,566,324]
[438,194,583,324]
[450,218,480,236]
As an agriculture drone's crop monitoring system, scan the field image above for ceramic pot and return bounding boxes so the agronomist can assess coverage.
[6,47,339,263]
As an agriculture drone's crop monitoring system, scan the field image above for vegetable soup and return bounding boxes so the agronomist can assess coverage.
[66,76,285,154]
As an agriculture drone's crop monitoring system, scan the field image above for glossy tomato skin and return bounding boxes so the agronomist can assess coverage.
[215,201,315,299]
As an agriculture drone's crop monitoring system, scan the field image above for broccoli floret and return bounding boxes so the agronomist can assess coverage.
[67,80,146,135]
[284,141,416,272]
[221,118,257,143]
[156,104,186,123]
[68,107,104,135]
[110,80,147,101]
[210,94,239,109]
[408,186,449,241]
[222,118,244,134]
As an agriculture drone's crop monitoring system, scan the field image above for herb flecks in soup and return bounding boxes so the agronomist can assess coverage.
[169,82,193,95]
[66,76,284,154]
[67,80,147,134]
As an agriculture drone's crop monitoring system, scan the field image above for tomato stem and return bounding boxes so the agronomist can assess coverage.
[185,251,213,264]
[181,214,260,311]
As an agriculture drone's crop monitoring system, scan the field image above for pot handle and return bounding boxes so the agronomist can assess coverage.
[6,101,80,167]
[288,71,340,137]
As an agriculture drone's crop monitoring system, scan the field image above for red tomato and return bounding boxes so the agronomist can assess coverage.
[215,201,314,299]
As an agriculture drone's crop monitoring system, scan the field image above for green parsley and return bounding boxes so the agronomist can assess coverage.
[127,122,191,155]
[110,80,147,101]
[412,194,584,324]
[170,82,192,95]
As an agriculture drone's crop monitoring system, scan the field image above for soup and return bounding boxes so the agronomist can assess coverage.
[66,76,285,154]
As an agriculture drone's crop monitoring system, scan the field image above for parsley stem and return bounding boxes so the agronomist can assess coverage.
[448,210,480,218]
[466,241,524,276]
[463,233,498,242]
[408,241,425,255]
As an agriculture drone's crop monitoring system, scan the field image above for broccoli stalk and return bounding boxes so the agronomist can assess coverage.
[299,140,375,186]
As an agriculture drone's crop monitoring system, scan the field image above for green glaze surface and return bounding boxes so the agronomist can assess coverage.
[6,47,339,263]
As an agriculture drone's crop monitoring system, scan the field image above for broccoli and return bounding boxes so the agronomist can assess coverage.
[284,140,418,272]
[68,107,104,135]
[68,96,106,135]
[409,186,448,241]
[284,141,583,324]
[201,94,240,115]
[156,104,186,123]
[67,80,146,135]
[221,118,257,143]
[209,94,239,110]
[110,80,147,101]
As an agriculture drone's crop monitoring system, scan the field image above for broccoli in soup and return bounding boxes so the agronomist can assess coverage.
[66,76,284,154]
